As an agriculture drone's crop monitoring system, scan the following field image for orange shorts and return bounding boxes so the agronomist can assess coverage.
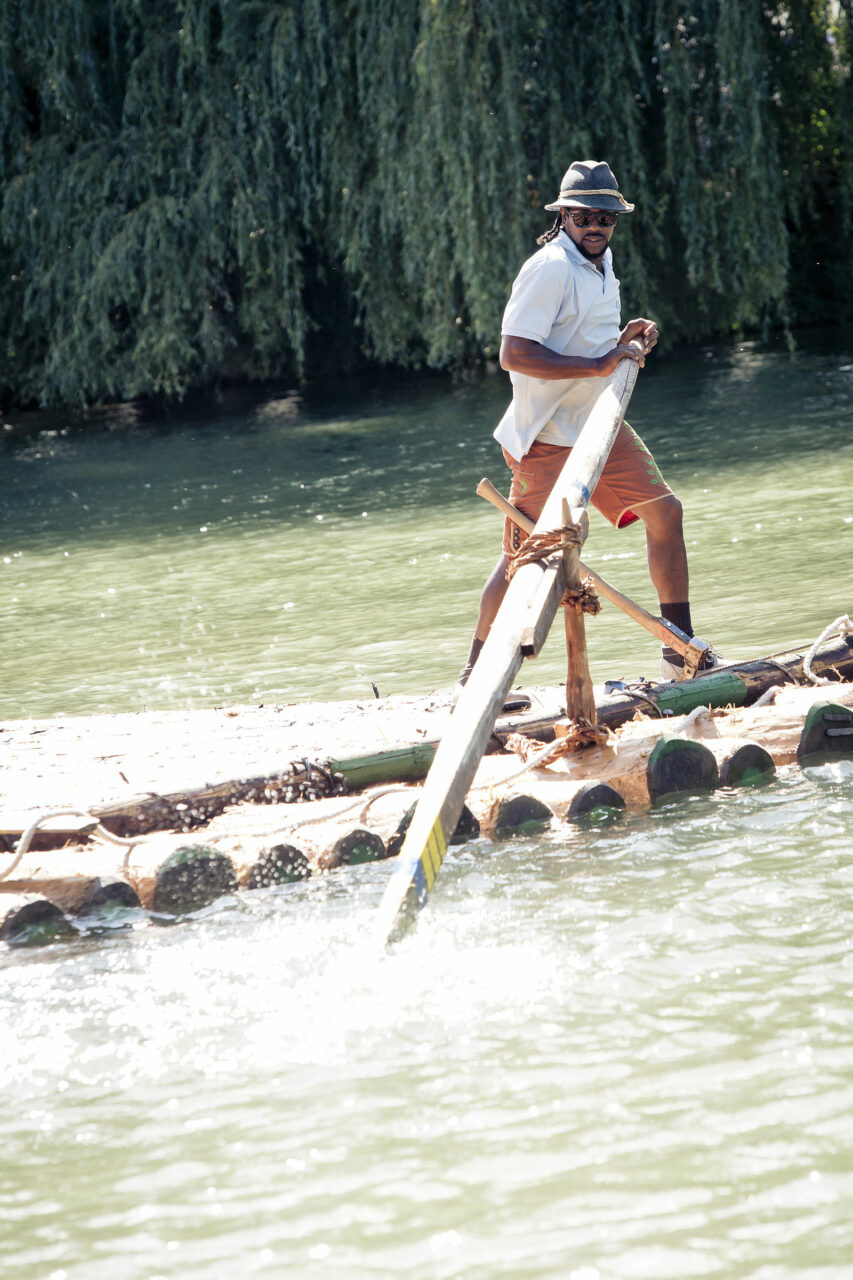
[501,421,673,554]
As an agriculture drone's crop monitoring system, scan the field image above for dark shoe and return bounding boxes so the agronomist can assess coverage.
[660,645,721,682]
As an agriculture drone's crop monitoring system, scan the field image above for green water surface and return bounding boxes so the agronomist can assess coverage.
[3,329,851,718]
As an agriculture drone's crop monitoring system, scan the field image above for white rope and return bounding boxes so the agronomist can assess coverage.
[288,784,413,833]
[662,704,712,735]
[802,614,853,685]
[1,809,141,883]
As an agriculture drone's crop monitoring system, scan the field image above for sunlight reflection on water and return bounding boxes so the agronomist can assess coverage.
[3,769,853,1277]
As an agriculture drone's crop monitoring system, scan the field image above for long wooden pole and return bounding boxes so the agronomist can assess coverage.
[372,349,643,945]
[475,477,711,666]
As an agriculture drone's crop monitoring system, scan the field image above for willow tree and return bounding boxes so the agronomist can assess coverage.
[767,0,853,325]
[0,1,311,404]
[0,0,850,409]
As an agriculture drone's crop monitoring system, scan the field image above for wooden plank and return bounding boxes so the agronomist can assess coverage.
[373,349,643,944]
[520,563,564,656]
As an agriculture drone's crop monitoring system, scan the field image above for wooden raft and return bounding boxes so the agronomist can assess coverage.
[3,679,852,947]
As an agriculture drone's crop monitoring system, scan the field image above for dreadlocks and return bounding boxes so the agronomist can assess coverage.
[536,215,563,246]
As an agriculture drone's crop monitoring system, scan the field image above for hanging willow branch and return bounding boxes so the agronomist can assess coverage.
[0,0,850,408]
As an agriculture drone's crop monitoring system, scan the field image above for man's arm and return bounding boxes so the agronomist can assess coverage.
[500,316,658,381]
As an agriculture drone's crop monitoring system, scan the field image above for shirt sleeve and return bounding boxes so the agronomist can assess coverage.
[501,254,574,345]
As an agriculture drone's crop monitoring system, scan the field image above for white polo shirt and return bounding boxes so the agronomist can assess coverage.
[493,230,622,458]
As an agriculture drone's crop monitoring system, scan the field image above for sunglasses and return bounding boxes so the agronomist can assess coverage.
[567,210,619,228]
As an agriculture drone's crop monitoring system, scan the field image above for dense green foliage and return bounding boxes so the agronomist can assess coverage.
[1,0,851,407]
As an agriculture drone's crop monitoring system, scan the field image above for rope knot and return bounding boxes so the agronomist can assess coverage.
[506,521,584,582]
[504,717,608,765]
[557,718,609,752]
[562,576,600,615]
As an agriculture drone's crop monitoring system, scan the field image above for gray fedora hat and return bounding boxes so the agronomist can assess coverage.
[544,160,635,213]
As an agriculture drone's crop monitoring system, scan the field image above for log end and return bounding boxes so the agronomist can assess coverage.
[245,844,312,890]
[798,701,853,763]
[1,897,77,947]
[646,736,719,804]
[718,741,776,788]
[79,879,142,925]
[566,781,626,822]
[318,828,388,871]
[386,803,480,858]
[450,804,481,845]
[493,794,554,838]
[152,845,238,916]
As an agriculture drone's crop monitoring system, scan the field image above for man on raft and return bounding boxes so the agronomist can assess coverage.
[457,159,716,691]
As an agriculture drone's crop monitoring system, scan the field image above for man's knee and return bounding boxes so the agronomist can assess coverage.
[642,494,683,538]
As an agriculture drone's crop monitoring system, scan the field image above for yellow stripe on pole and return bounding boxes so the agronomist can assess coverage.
[419,850,436,892]
[422,820,446,886]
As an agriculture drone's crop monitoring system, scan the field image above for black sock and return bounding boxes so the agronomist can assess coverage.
[457,636,485,686]
[660,601,693,637]
[660,602,692,666]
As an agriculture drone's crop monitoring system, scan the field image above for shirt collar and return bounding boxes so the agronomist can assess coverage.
[558,228,612,278]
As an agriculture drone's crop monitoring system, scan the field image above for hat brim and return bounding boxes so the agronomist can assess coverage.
[544,195,634,213]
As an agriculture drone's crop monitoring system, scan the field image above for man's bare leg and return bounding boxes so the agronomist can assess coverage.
[456,554,511,686]
[636,495,689,604]
[635,494,710,673]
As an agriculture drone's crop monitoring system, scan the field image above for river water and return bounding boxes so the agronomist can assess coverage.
[2,331,853,1278]
[3,329,852,717]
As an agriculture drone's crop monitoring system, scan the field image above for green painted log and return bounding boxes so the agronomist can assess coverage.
[246,844,311,889]
[717,742,776,787]
[153,846,238,916]
[646,737,719,804]
[502,640,853,750]
[797,702,853,763]
[318,828,388,871]
[653,671,749,716]
[1,898,77,947]
[328,743,438,790]
[493,795,554,838]
[80,879,142,925]
[566,781,626,821]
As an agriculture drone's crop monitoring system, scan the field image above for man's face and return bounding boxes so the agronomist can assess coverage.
[561,207,618,262]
